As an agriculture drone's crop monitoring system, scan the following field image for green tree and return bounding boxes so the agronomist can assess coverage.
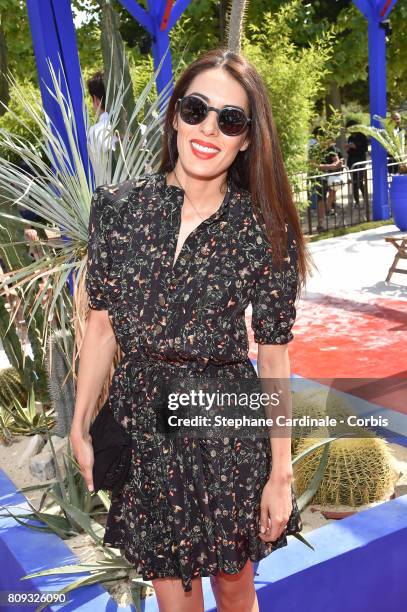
[386,0,407,107]
[0,0,36,84]
[243,1,334,175]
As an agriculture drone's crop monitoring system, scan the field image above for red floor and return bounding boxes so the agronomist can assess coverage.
[247,292,407,415]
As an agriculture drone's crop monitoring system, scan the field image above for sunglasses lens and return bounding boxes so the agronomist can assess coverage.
[219,108,247,136]
[180,96,207,125]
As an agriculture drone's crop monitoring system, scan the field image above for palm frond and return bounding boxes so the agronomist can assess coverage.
[348,114,406,162]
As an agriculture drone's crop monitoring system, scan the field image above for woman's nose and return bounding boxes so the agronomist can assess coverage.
[199,109,219,136]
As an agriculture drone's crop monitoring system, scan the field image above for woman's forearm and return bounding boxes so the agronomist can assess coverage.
[269,437,293,483]
[257,346,294,482]
[70,310,118,439]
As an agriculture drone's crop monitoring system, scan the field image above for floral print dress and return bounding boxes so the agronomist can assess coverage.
[85,171,303,592]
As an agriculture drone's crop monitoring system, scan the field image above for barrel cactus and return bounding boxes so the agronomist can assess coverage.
[0,366,27,411]
[291,387,353,455]
[294,428,398,507]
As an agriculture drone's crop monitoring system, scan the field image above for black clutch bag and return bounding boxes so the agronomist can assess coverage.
[89,400,132,495]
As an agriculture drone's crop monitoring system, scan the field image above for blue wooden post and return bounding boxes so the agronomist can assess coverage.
[352,0,398,221]
[26,0,91,181]
[368,17,389,220]
[26,0,92,297]
[118,0,192,107]
[26,1,194,182]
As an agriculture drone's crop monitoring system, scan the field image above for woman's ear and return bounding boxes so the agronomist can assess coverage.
[240,137,250,153]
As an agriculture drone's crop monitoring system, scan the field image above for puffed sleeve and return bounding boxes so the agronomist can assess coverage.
[85,186,112,310]
[251,223,299,345]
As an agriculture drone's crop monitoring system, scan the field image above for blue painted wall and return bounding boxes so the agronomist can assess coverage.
[1,467,407,611]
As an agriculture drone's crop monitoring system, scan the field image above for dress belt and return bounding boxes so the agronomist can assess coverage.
[121,350,211,376]
[120,350,251,381]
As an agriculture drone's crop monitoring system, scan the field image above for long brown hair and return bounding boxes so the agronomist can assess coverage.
[158,47,314,292]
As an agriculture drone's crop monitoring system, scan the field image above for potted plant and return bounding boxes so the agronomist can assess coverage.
[347,114,407,230]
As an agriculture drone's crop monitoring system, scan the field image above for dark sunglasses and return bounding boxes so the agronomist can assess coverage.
[176,94,252,136]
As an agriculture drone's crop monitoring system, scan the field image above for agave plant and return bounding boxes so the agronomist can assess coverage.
[0,402,14,443]
[0,384,54,436]
[1,432,152,612]
[1,423,153,611]
[0,49,173,375]
[0,429,106,534]
[21,557,153,612]
[347,114,407,173]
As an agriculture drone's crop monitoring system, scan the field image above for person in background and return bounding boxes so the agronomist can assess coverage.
[315,142,344,232]
[345,119,369,209]
[86,71,117,158]
[388,111,405,175]
[306,126,322,215]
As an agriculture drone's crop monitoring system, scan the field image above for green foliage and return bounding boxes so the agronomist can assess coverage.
[308,107,344,173]
[0,78,42,163]
[0,436,106,539]
[386,0,407,107]
[72,0,103,71]
[0,0,36,83]
[128,52,156,101]
[20,558,152,612]
[348,114,407,170]
[0,385,54,436]
[309,217,395,241]
[100,0,136,136]
[243,0,335,175]
[0,22,8,114]
[164,0,221,59]
[333,3,368,88]
[0,399,13,443]
[0,402,151,611]
[0,167,50,402]
[341,100,370,127]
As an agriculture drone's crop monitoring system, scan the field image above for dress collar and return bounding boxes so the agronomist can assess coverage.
[153,171,234,224]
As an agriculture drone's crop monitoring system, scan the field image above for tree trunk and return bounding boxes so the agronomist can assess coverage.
[325,81,341,119]
[0,21,9,117]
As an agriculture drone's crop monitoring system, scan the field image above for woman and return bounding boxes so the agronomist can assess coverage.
[70,48,311,612]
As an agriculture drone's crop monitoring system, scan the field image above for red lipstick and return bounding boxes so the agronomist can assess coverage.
[190,139,220,160]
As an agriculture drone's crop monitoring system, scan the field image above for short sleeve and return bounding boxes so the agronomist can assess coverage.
[85,186,112,310]
[251,224,299,345]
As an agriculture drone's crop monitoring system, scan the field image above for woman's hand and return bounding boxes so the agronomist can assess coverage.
[70,430,95,493]
[258,474,293,543]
